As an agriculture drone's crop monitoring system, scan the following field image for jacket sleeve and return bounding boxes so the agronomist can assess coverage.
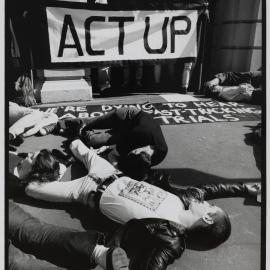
[143,247,182,270]
[110,218,185,270]
[196,183,250,200]
[138,219,185,270]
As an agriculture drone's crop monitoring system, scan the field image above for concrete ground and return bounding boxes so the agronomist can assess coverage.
[10,92,262,270]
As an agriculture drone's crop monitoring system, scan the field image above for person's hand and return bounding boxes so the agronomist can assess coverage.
[246,183,261,197]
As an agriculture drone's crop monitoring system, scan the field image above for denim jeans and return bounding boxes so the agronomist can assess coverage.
[9,201,104,269]
[9,241,66,270]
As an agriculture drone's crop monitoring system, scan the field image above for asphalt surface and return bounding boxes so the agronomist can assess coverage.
[11,93,262,270]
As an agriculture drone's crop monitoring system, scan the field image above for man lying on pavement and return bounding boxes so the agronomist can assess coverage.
[9,139,261,270]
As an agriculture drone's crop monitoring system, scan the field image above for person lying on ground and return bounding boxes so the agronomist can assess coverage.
[42,107,168,180]
[9,200,129,270]
[10,139,260,270]
[9,101,58,145]
[204,71,262,104]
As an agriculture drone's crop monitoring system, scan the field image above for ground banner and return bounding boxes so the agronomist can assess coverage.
[39,101,261,125]
[29,0,208,67]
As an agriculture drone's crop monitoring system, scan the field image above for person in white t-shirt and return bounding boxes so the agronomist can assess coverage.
[22,139,232,242]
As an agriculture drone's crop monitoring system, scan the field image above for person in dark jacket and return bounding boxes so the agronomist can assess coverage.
[44,107,168,180]
[204,71,262,104]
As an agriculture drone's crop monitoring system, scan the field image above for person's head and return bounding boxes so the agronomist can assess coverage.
[120,146,153,180]
[186,200,231,249]
[16,149,60,182]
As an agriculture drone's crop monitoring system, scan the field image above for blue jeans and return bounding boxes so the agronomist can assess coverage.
[9,201,104,270]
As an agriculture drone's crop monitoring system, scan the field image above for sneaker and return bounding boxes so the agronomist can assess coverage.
[39,123,57,136]
[106,247,129,270]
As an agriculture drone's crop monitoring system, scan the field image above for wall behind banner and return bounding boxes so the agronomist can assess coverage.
[206,0,262,74]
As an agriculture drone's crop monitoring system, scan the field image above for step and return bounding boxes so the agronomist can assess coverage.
[40,79,92,103]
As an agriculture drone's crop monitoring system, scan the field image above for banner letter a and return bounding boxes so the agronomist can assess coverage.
[58,15,83,57]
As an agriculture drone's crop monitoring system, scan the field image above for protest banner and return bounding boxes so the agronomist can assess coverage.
[40,101,261,125]
[28,0,208,67]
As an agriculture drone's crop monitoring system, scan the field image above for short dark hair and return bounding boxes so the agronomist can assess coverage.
[120,152,151,180]
[29,149,60,183]
[187,209,231,249]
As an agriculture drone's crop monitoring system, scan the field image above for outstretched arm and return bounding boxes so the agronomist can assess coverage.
[195,182,261,200]
[25,176,97,205]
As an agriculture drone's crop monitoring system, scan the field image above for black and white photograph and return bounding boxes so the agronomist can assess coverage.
[3,0,267,270]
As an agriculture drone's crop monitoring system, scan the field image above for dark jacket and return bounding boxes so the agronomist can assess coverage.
[111,182,254,270]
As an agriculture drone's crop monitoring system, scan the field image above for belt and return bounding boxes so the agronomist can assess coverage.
[94,173,124,210]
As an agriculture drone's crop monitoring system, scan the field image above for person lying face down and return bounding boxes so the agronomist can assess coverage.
[42,107,168,180]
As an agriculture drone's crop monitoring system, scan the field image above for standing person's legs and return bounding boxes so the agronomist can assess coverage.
[9,241,66,270]
[9,201,104,269]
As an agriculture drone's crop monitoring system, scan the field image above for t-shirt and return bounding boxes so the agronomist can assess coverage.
[117,111,168,166]
[100,177,184,224]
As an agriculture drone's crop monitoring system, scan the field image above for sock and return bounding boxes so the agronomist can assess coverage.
[92,245,109,268]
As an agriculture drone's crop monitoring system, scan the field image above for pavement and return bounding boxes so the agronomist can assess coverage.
[10,91,262,270]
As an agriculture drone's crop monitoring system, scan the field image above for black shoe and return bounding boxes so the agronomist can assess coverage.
[179,87,188,94]
[52,149,75,167]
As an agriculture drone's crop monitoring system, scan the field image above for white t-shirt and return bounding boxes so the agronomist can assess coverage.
[100,177,185,224]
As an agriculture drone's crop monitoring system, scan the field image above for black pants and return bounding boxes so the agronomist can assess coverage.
[58,107,141,148]
[9,201,104,270]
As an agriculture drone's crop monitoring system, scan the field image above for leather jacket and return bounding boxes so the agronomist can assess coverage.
[110,182,255,270]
